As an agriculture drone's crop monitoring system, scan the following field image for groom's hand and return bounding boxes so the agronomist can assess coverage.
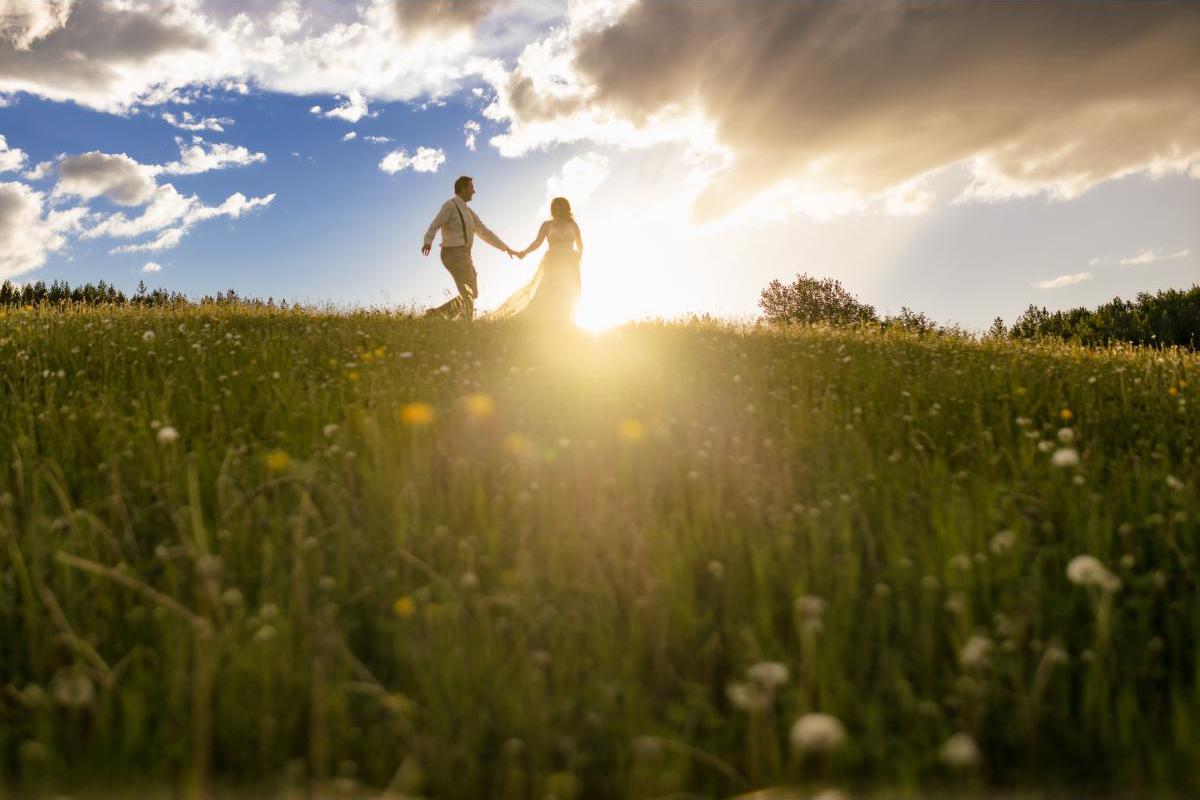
[421,243,431,256]
[504,247,516,259]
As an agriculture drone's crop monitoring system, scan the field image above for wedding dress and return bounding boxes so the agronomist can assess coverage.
[486,220,581,324]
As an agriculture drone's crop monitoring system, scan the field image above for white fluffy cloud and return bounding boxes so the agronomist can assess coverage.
[1119,248,1192,267]
[54,151,159,205]
[543,152,609,215]
[107,191,275,254]
[1034,272,1092,290]
[379,147,446,174]
[0,133,27,172]
[0,180,86,278]
[142,261,162,272]
[463,119,481,151]
[321,89,372,123]
[342,131,357,142]
[0,0,503,113]
[162,110,233,132]
[161,138,266,175]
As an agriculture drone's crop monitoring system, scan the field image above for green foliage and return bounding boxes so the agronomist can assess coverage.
[1011,285,1200,348]
[759,273,879,327]
[0,307,1197,798]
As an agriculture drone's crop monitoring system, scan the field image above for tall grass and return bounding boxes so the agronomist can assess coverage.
[0,304,1196,798]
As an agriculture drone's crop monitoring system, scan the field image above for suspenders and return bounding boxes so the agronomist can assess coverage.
[452,199,471,248]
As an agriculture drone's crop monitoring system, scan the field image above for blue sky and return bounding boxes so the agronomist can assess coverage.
[1,1,1197,330]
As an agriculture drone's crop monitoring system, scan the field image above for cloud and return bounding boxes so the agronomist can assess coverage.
[544,152,609,214]
[342,131,357,142]
[321,89,372,123]
[107,191,275,254]
[363,135,392,144]
[54,151,158,205]
[142,261,162,272]
[0,133,27,172]
[1119,248,1192,266]
[489,0,1200,221]
[379,146,446,174]
[0,180,86,278]
[22,160,51,180]
[162,110,233,132]
[1034,272,1092,290]
[161,138,266,175]
[464,119,481,150]
[0,0,499,113]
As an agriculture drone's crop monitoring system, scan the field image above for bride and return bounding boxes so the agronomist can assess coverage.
[487,197,583,324]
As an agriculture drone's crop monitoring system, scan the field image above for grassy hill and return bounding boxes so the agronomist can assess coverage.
[0,305,1197,798]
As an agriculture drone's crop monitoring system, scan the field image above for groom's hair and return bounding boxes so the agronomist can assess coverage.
[454,175,473,195]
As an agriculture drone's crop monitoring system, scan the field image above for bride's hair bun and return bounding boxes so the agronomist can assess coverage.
[550,197,573,222]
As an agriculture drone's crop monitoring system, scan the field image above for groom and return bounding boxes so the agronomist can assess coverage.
[421,175,520,319]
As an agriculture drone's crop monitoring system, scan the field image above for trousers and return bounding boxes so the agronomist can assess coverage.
[429,246,478,319]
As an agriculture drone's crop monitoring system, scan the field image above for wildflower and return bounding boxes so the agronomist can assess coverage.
[989,529,1016,555]
[1066,555,1121,592]
[259,602,280,621]
[1050,448,1079,468]
[459,572,479,590]
[618,419,646,442]
[949,553,972,571]
[393,596,416,619]
[1166,475,1184,492]
[727,682,771,713]
[346,370,359,382]
[464,392,494,419]
[264,449,291,473]
[747,661,790,691]
[399,402,434,426]
[959,635,993,668]
[254,624,277,643]
[1060,408,1073,422]
[156,425,179,445]
[707,560,724,580]
[939,732,981,768]
[142,330,155,342]
[51,668,94,708]
[789,713,847,753]
[221,588,244,607]
[1057,427,1075,443]
[322,423,339,438]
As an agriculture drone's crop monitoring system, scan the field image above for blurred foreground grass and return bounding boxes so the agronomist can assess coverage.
[0,305,1197,799]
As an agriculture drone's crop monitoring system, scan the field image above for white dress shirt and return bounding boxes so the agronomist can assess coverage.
[423,196,507,251]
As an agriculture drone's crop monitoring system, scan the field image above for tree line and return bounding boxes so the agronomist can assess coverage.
[761,274,1200,348]
[0,279,289,309]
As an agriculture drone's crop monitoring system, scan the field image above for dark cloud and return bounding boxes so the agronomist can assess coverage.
[392,0,491,34]
[0,1,207,107]
[515,0,1200,219]
[55,152,158,205]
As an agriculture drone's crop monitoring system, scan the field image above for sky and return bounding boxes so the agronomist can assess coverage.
[1,0,1198,331]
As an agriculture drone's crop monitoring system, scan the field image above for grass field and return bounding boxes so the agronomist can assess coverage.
[0,305,1197,799]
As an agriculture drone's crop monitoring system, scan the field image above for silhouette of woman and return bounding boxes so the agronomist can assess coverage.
[486,197,583,324]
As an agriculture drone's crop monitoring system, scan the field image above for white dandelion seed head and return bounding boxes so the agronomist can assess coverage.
[989,530,1016,555]
[959,635,993,668]
[323,423,339,438]
[747,661,789,691]
[1057,427,1075,443]
[142,330,156,342]
[50,668,94,709]
[939,732,981,768]
[1051,448,1080,468]
[790,713,847,753]
[795,595,826,620]
[156,425,179,445]
[726,682,771,713]
[1066,555,1121,592]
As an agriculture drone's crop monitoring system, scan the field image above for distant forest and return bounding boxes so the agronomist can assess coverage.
[0,279,290,310]
[760,274,1200,349]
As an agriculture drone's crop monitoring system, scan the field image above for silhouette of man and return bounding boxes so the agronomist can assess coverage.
[421,175,518,319]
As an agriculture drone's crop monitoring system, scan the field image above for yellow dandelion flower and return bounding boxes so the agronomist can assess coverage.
[618,419,646,442]
[361,351,373,363]
[399,402,434,426]
[1179,379,1187,389]
[1168,387,1178,397]
[264,449,291,473]
[346,370,359,382]
[464,392,494,419]
[504,433,528,455]
[1060,408,1073,422]
[392,596,416,619]
[374,346,386,358]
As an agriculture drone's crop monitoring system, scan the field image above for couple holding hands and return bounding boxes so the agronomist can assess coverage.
[422,175,583,324]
